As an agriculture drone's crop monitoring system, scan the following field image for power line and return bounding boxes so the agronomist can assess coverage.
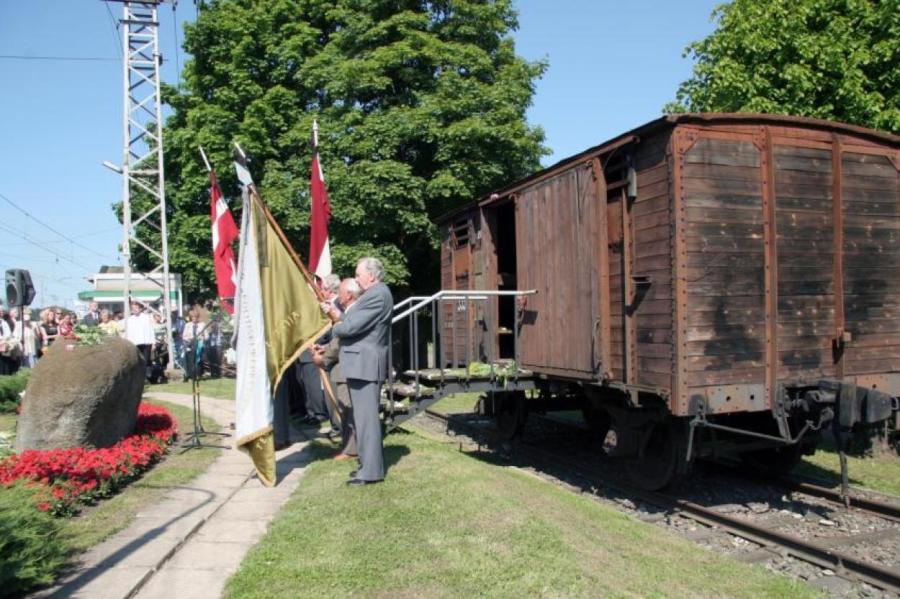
[0,222,96,272]
[0,190,111,259]
[0,54,118,62]
[104,1,124,60]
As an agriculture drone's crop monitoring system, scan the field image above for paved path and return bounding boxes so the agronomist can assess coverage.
[38,392,314,599]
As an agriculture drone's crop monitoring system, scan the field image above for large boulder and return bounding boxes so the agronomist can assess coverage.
[15,337,145,451]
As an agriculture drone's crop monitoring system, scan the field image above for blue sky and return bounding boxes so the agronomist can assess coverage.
[0,0,718,308]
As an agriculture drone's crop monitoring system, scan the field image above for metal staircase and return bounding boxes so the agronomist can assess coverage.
[382,289,537,431]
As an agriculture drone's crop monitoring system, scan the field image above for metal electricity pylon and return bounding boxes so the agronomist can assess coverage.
[108,0,175,370]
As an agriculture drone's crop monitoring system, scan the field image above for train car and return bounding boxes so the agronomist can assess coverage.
[392,113,900,490]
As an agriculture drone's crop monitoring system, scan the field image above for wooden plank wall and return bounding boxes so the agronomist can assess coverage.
[842,152,900,374]
[774,145,837,380]
[515,168,599,377]
[633,134,673,389]
[683,137,767,387]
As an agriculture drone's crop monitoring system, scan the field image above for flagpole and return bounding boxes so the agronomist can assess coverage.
[233,142,327,305]
[198,146,212,173]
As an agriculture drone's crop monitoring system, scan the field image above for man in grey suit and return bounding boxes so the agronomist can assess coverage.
[313,277,362,460]
[325,257,393,485]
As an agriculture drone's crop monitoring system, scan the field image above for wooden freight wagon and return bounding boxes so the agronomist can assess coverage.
[393,113,900,489]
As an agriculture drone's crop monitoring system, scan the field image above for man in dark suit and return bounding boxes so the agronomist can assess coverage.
[82,302,101,327]
[326,257,393,485]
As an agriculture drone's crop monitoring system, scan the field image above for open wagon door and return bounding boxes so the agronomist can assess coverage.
[515,163,605,379]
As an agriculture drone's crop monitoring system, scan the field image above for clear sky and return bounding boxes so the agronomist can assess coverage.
[0,0,718,309]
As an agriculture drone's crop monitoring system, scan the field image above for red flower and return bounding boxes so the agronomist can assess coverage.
[0,403,179,516]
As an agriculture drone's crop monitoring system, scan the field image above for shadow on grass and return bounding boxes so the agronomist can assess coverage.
[283,427,411,483]
[427,412,855,520]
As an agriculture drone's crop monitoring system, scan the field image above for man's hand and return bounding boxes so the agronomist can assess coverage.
[320,302,340,321]
[311,344,325,367]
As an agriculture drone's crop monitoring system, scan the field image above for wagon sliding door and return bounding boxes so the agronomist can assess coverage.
[840,150,900,375]
[516,165,601,378]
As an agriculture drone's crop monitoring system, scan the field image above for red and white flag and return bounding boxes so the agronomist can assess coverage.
[210,170,240,313]
[308,120,332,279]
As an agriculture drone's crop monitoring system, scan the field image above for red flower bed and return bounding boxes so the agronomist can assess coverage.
[0,403,178,516]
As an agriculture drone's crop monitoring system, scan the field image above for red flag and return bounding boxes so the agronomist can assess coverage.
[309,122,332,279]
[210,170,239,313]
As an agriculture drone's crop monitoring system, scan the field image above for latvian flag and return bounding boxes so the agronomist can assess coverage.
[308,120,332,280]
[209,170,240,313]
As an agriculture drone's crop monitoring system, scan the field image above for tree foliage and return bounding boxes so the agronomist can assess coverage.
[666,0,900,134]
[161,0,546,298]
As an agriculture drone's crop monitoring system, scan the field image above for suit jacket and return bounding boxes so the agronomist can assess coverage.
[83,312,100,327]
[333,282,393,382]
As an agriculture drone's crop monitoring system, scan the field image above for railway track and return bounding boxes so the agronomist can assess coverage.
[413,408,900,596]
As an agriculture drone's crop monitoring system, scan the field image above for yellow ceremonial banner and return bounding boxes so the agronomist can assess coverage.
[252,196,332,387]
[233,189,329,487]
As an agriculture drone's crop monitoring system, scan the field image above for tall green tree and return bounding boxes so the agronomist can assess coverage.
[160,0,546,299]
[666,0,900,134]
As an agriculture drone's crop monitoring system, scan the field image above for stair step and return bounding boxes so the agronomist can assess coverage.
[402,367,533,382]
[386,382,435,398]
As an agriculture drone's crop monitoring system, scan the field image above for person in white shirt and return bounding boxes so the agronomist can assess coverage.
[12,312,38,368]
[124,301,155,366]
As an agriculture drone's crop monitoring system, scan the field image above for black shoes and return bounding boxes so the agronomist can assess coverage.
[346,478,382,486]
[274,440,292,451]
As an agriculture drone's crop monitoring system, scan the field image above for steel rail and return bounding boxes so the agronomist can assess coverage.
[778,478,900,523]
[416,409,900,594]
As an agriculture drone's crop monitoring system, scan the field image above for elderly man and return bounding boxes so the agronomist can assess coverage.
[326,257,393,485]
[314,277,362,460]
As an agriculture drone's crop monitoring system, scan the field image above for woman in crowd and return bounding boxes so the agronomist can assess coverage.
[12,312,39,368]
[98,309,120,336]
[181,309,207,381]
[57,312,74,338]
[39,309,58,355]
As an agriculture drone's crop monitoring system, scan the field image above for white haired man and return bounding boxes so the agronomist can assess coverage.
[313,277,363,459]
[325,257,393,485]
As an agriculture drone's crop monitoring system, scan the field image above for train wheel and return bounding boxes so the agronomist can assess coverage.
[628,420,686,491]
[494,391,526,440]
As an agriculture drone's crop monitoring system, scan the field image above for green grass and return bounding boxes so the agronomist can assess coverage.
[225,429,816,598]
[798,438,900,497]
[59,399,222,551]
[429,391,482,415]
[146,377,236,400]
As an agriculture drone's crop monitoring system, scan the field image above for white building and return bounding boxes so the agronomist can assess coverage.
[78,266,183,317]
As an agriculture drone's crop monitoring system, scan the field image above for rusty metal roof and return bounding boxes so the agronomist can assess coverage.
[436,113,900,224]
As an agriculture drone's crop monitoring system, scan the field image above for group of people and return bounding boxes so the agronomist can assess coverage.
[273,256,393,486]
[0,298,228,382]
[0,303,84,374]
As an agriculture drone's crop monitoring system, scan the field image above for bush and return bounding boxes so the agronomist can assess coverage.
[0,369,30,414]
[0,483,66,595]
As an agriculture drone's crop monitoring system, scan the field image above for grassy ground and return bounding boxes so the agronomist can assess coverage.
[798,438,900,497]
[59,399,222,552]
[0,412,17,458]
[146,377,236,400]
[225,430,814,598]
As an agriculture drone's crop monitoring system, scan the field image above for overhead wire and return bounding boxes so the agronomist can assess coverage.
[104,1,124,60]
[0,222,98,272]
[0,191,111,259]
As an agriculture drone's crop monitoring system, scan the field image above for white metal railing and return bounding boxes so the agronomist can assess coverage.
[387,289,538,413]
